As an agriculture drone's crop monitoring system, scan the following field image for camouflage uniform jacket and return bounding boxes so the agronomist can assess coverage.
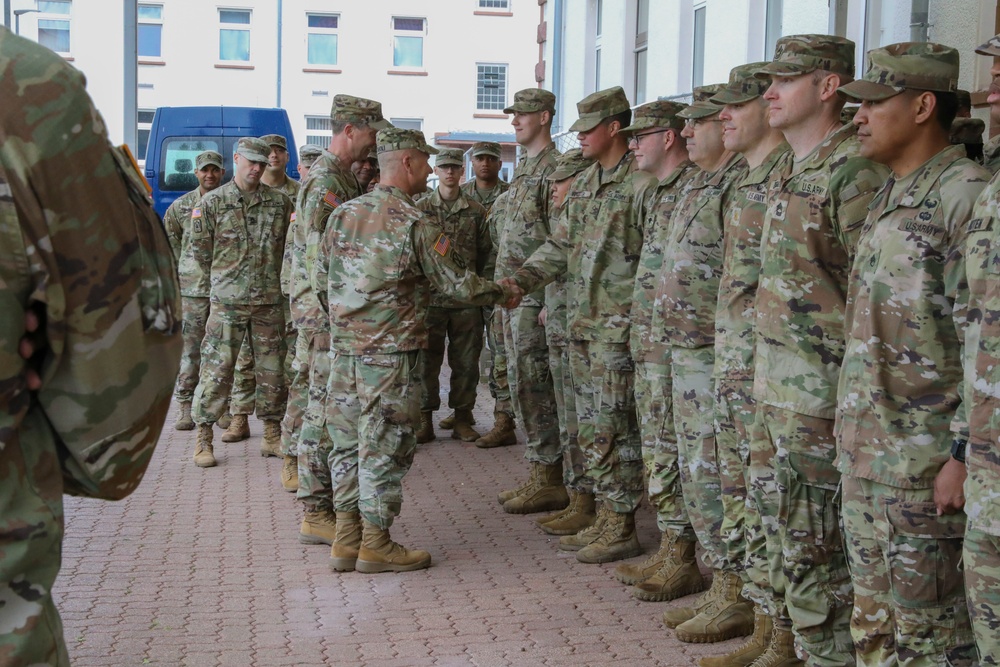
[753,123,889,418]
[185,180,293,306]
[652,153,747,350]
[462,179,510,212]
[836,145,987,488]
[484,190,512,280]
[294,151,362,331]
[543,204,570,347]
[166,188,210,298]
[416,188,490,308]
[714,143,791,379]
[514,152,657,343]
[630,160,698,362]
[272,175,300,297]
[319,184,505,355]
[983,133,1000,174]
[493,142,560,306]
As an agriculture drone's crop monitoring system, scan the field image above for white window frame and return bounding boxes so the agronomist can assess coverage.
[218,7,252,63]
[634,0,649,105]
[137,108,156,165]
[138,4,164,60]
[36,0,72,56]
[476,63,508,112]
[305,115,332,148]
[389,118,424,131]
[391,16,426,70]
[692,4,707,89]
[478,0,511,10]
[306,12,339,67]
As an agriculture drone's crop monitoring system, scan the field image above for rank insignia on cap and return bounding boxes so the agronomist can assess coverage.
[192,207,202,218]
[323,190,344,208]
[434,233,452,257]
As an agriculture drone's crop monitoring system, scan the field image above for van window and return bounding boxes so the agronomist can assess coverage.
[159,137,224,191]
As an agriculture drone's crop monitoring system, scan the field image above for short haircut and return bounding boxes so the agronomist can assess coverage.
[331,120,369,135]
[603,109,633,131]
[931,91,959,132]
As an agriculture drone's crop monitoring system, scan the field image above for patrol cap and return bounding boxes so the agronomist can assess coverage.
[841,105,859,124]
[678,84,726,120]
[547,148,595,182]
[975,34,1000,57]
[435,148,465,168]
[950,117,985,145]
[838,42,959,101]
[234,137,270,163]
[298,144,322,165]
[260,134,287,150]
[196,150,223,170]
[375,128,439,155]
[756,34,855,78]
[568,86,632,132]
[712,62,771,105]
[331,94,392,130]
[504,88,557,114]
[620,100,688,133]
[471,141,502,158]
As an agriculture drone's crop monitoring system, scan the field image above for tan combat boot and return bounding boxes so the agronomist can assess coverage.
[260,420,282,457]
[216,411,233,430]
[299,508,338,545]
[663,570,725,628]
[575,508,641,564]
[502,462,569,514]
[175,401,195,431]
[559,505,610,551]
[439,411,475,429]
[632,536,705,601]
[699,606,772,667]
[329,512,363,572]
[415,411,435,445]
[355,520,432,573]
[615,530,675,585]
[193,424,217,468]
[498,464,537,505]
[221,413,250,442]
[280,455,298,492]
[748,625,802,667]
[674,570,754,643]
[451,409,481,442]
[474,411,517,449]
[536,490,597,535]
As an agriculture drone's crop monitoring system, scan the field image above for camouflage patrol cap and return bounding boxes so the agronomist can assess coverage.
[375,128,439,155]
[838,42,959,101]
[568,86,632,132]
[331,94,391,130]
[712,62,771,105]
[841,105,859,124]
[260,134,287,150]
[471,141,502,158]
[235,136,270,163]
[620,100,688,133]
[435,148,465,168]
[547,148,595,182]
[951,117,986,145]
[975,34,1000,57]
[756,34,855,78]
[196,150,223,170]
[298,144,322,165]
[504,87,557,114]
[678,84,726,120]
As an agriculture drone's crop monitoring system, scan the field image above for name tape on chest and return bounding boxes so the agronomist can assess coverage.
[898,220,944,236]
[969,217,994,233]
[746,191,766,204]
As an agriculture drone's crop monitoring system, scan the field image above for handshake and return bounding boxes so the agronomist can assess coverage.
[496,277,525,310]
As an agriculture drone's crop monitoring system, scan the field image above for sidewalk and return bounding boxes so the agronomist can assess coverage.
[58,388,744,667]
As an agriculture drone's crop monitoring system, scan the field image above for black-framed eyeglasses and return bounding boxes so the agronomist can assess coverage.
[684,118,723,128]
[627,129,670,145]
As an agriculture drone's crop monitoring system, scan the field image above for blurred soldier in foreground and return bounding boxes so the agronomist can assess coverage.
[298,144,322,180]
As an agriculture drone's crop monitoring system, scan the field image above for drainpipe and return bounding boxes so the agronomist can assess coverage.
[910,0,929,42]
[276,0,283,107]
[552,0,563,133]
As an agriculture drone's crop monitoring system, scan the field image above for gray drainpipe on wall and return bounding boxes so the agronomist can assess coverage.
[552,0,563,133]
[277,0,283,107]
[910,0,929,42]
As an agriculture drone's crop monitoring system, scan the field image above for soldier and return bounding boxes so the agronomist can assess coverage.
[318,128,519,573]
[0,25,181,664]
[951,118,986,162]
[977,38,1000,174]
[612,101,702,602]
[350,148,379,192]
[956,89,973,118]
[506,86,656,564]
[750,35,889,666]
[835,42,983,666]
[187,137,293,467]
[164,149,224,431]
[415,148,491,443]
[298,144,322,180]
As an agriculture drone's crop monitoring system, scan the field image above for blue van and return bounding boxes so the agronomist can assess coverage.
[144,106,298,218]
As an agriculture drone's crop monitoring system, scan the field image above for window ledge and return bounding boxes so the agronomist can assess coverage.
[303,67,342,73]
[474,112,507,119]
[474,10,513,16]
[215,62,254,70]
[139,58,166,66]
[387,69,428,76]
[60,54,75,61]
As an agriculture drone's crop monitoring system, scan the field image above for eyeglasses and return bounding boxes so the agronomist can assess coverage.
[627,129,670,146]
[684,118,723,128]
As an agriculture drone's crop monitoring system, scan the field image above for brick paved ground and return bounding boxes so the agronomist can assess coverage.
[58,381,745,667]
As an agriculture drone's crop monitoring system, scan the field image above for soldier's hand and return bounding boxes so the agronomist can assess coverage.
[538,307,548,327]
[497,278,523,309]
[19,304,46,390]
[933,456,967,515]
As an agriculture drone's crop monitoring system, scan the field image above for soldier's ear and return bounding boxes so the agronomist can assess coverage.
[912,91,937,126]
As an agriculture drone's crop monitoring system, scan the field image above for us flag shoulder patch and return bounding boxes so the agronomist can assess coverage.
[290,211,297,222]
[192,207,202,218]
[323,190,344,208]
[434,233,452,256]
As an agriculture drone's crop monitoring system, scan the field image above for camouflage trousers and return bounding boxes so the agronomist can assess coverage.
[568,341,643,513]
[549,343,590,492]
[503,304,560,465]
[297,331,335,512]
[192,302,288,423]
[841,476,975,667]
[230,301,295,415]
[174,295,210,402]
[325,350,421,529]
[635,353,693,539]
[485,305,513,415]
[419,306,484,413]
[671,346,727,571]
[748,404,853,667]
[965,527,1000,665]
[280,326,314,457]
[0,413,68,667]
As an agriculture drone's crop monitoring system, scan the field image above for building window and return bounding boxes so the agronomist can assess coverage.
[390,118,423,131]
[37,0,72,54]
[692,5,706,88]
[392,17,425,68]
[219,8,251,62]
[765,0,783,59]
[137,109,155,162]
[305,116,331,147]
[478,0,510,8]
[634,0,649,104]
[595,48,601,92]
[596,0,603,36]
[138,4,163,59]
[476,63,508,111]
[307,13,338,66]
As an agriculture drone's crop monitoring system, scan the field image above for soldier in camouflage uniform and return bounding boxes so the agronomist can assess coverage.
[164,150,224,431]
[508,87,657,564]
[951,118,986,163]
[835,43,983,667]
[976,37,1000,174]
[318,128,518,573]
[461,141,509,209]
[298,144,322,180]
[415,148,491,443]
[350,148,379,193]
[0,25,182,665]
[749,35,890,667]
[294,95,388,545]
[187,137,293,467]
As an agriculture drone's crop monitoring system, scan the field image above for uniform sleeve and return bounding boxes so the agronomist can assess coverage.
[163,201,184,262]
[413,218,507,307]
[474,205,492,276]
[185,200,215,294]
[831,157,890,259]
[314,209,334,314]
[513,205,571,294]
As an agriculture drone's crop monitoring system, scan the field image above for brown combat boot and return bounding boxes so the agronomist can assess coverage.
[280,455,298,492]
[221,413,250,442]
[502,462,569,514]
[663,570,725,628]
[699,606,773,667]
[439,411,475,429]
[299,508,338,545]
[175,401,195,431]
[193,424,217,468]
[356,520,432,573]
[615,530,675,585]
[536,490,597,535]
[675,570,754,643]
[748,625,802,667]
[451,409,481,442]
[559,504,609,551]
[474,411,517,448]
[216,411,233,429]
[575,508,641,564]
[497,464,537,505]
[633,536,705,601]
[260,420,282,457]
[329,512,363,572]
[415,411,435,444]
